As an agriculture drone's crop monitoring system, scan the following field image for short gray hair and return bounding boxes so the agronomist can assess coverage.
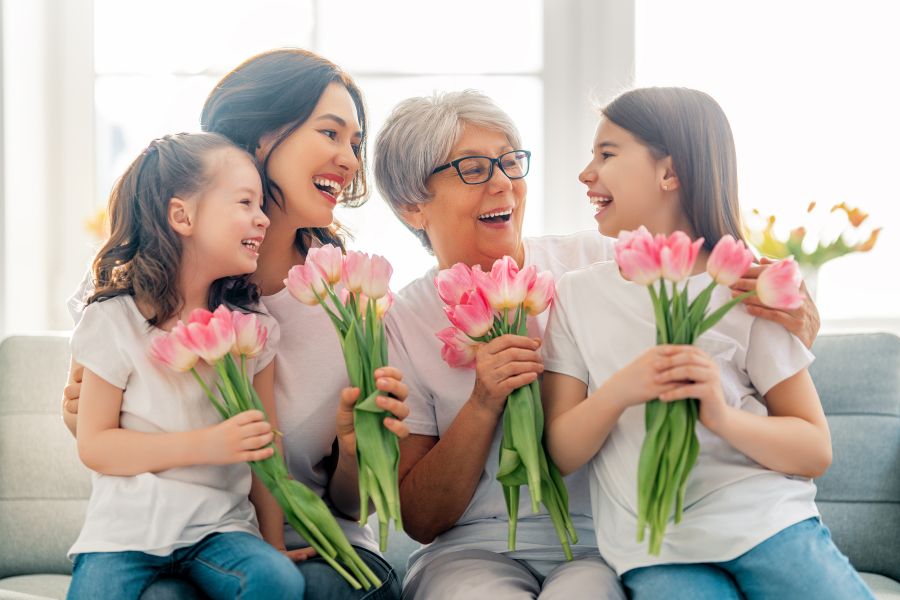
[373,90,522,251]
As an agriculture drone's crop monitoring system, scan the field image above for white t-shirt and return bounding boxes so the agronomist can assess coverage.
[385,230,616,581]
[542,260,818,575]
[260,286,378,552]
[69,271,378,553]
[69,294,279,557]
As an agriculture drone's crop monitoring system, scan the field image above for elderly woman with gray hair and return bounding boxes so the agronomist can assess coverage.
[374,90,820,599]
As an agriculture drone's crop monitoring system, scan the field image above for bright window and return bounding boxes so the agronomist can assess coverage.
[93,0,544,290]
[635,0,900,320]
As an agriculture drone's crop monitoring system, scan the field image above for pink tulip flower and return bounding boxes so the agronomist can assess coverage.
[707,235,753,287]
[474,256,532,310]
[523,271,556,316]
[436,326,480,369]
[360,254,393,300]
[615,227,664,285]
[342,251,368,294]
[659,231,704,282]
[149,333,199,372]
[444,288,494,338]
[285,263,326,306]
[358,291,393,319]
[756,258,804,310]
[232,311,268,358]
[307,244,343,286]
[374,292,393,319]
[434,263,475,306]
[173,306,235,364]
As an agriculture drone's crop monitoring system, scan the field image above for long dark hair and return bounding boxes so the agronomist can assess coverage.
[602,87,743,250]
[200,48,368,254]
[88,133,260,325]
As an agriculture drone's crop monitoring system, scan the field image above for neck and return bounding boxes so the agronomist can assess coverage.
[253,218,305,296]
[438,242,526,273]
[136,252,215,330]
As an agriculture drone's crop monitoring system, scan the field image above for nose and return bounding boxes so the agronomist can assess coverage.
[335,141,360,176]
[255,205,270,230]
[486,162,513,192]
[579,162,595,186]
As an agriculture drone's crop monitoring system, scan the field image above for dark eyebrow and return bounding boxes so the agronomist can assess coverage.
[315,113,362,138]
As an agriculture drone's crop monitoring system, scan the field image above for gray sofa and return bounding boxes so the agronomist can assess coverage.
[1,332,898,599]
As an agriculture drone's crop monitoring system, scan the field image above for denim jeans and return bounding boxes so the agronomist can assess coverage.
[621,517,875,600]
[294,545,400,600]
[67,531,306,600]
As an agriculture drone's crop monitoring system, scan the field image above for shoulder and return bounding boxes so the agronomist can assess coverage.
[525,230,617,276]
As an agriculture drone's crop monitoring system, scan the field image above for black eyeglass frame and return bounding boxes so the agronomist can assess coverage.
[431,149,532,185]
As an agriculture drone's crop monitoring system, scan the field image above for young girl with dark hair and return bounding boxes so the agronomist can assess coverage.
[67,132,306,599]
[541,87,874,600]
[65,50,408,599]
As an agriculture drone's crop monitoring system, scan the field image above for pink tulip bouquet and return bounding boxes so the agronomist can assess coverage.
[285,244,401,551]
[150,305,381,590]
[435,257,578,559]
[615,226,804,555]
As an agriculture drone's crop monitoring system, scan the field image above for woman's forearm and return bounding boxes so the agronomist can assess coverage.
[399,399,501,543]
[77,428,207,476]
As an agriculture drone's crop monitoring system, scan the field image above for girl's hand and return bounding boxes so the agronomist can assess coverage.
[201,410,274,465]
[656,346,729,431]
[278,546,318,562]
[63,365,84,416]
[602,345,684,410]
[471,334,543,417]
[731,257,820,349]
[335,367,411,455]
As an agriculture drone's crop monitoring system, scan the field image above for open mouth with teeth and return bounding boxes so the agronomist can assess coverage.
[591,196,613,211]
[313,176,342,200]
[478,208,513,224]
[241,238,262,254]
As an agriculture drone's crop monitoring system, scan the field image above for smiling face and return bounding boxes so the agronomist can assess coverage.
[189,147,269,278]
[407,125,527,270]
[258,81,362,231]
[579,118,689,239]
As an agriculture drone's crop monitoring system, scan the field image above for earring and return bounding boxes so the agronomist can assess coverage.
[662,184,669,191]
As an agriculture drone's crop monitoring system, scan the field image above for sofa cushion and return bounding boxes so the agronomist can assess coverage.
[810,333,900,583]
[0,574,71,599]
[0,335,91,580]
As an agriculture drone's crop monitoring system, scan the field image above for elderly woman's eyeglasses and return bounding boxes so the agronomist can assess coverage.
[431,150,531,185]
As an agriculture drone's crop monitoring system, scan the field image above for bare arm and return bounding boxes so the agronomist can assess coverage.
[77,368,275,476]
[398,335,543,543]
[61,358,83,437]
[657,349,832,478]
[543,346,685,475]
[328,367,411,519]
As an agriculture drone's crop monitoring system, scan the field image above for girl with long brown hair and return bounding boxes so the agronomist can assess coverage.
[67,132,307,598]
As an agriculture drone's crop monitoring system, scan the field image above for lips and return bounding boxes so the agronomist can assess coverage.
[478,206,514,224]
[241,237,263,255]
[313,174,345,201]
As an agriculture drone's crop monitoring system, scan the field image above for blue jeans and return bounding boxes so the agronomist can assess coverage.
[67,532,306,600]
[621,518,875,600]
[294,545,399,600]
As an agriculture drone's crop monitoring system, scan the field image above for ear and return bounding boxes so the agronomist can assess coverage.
[168,197,194,236]
[398,202,427,231]
[659,156,680,193]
